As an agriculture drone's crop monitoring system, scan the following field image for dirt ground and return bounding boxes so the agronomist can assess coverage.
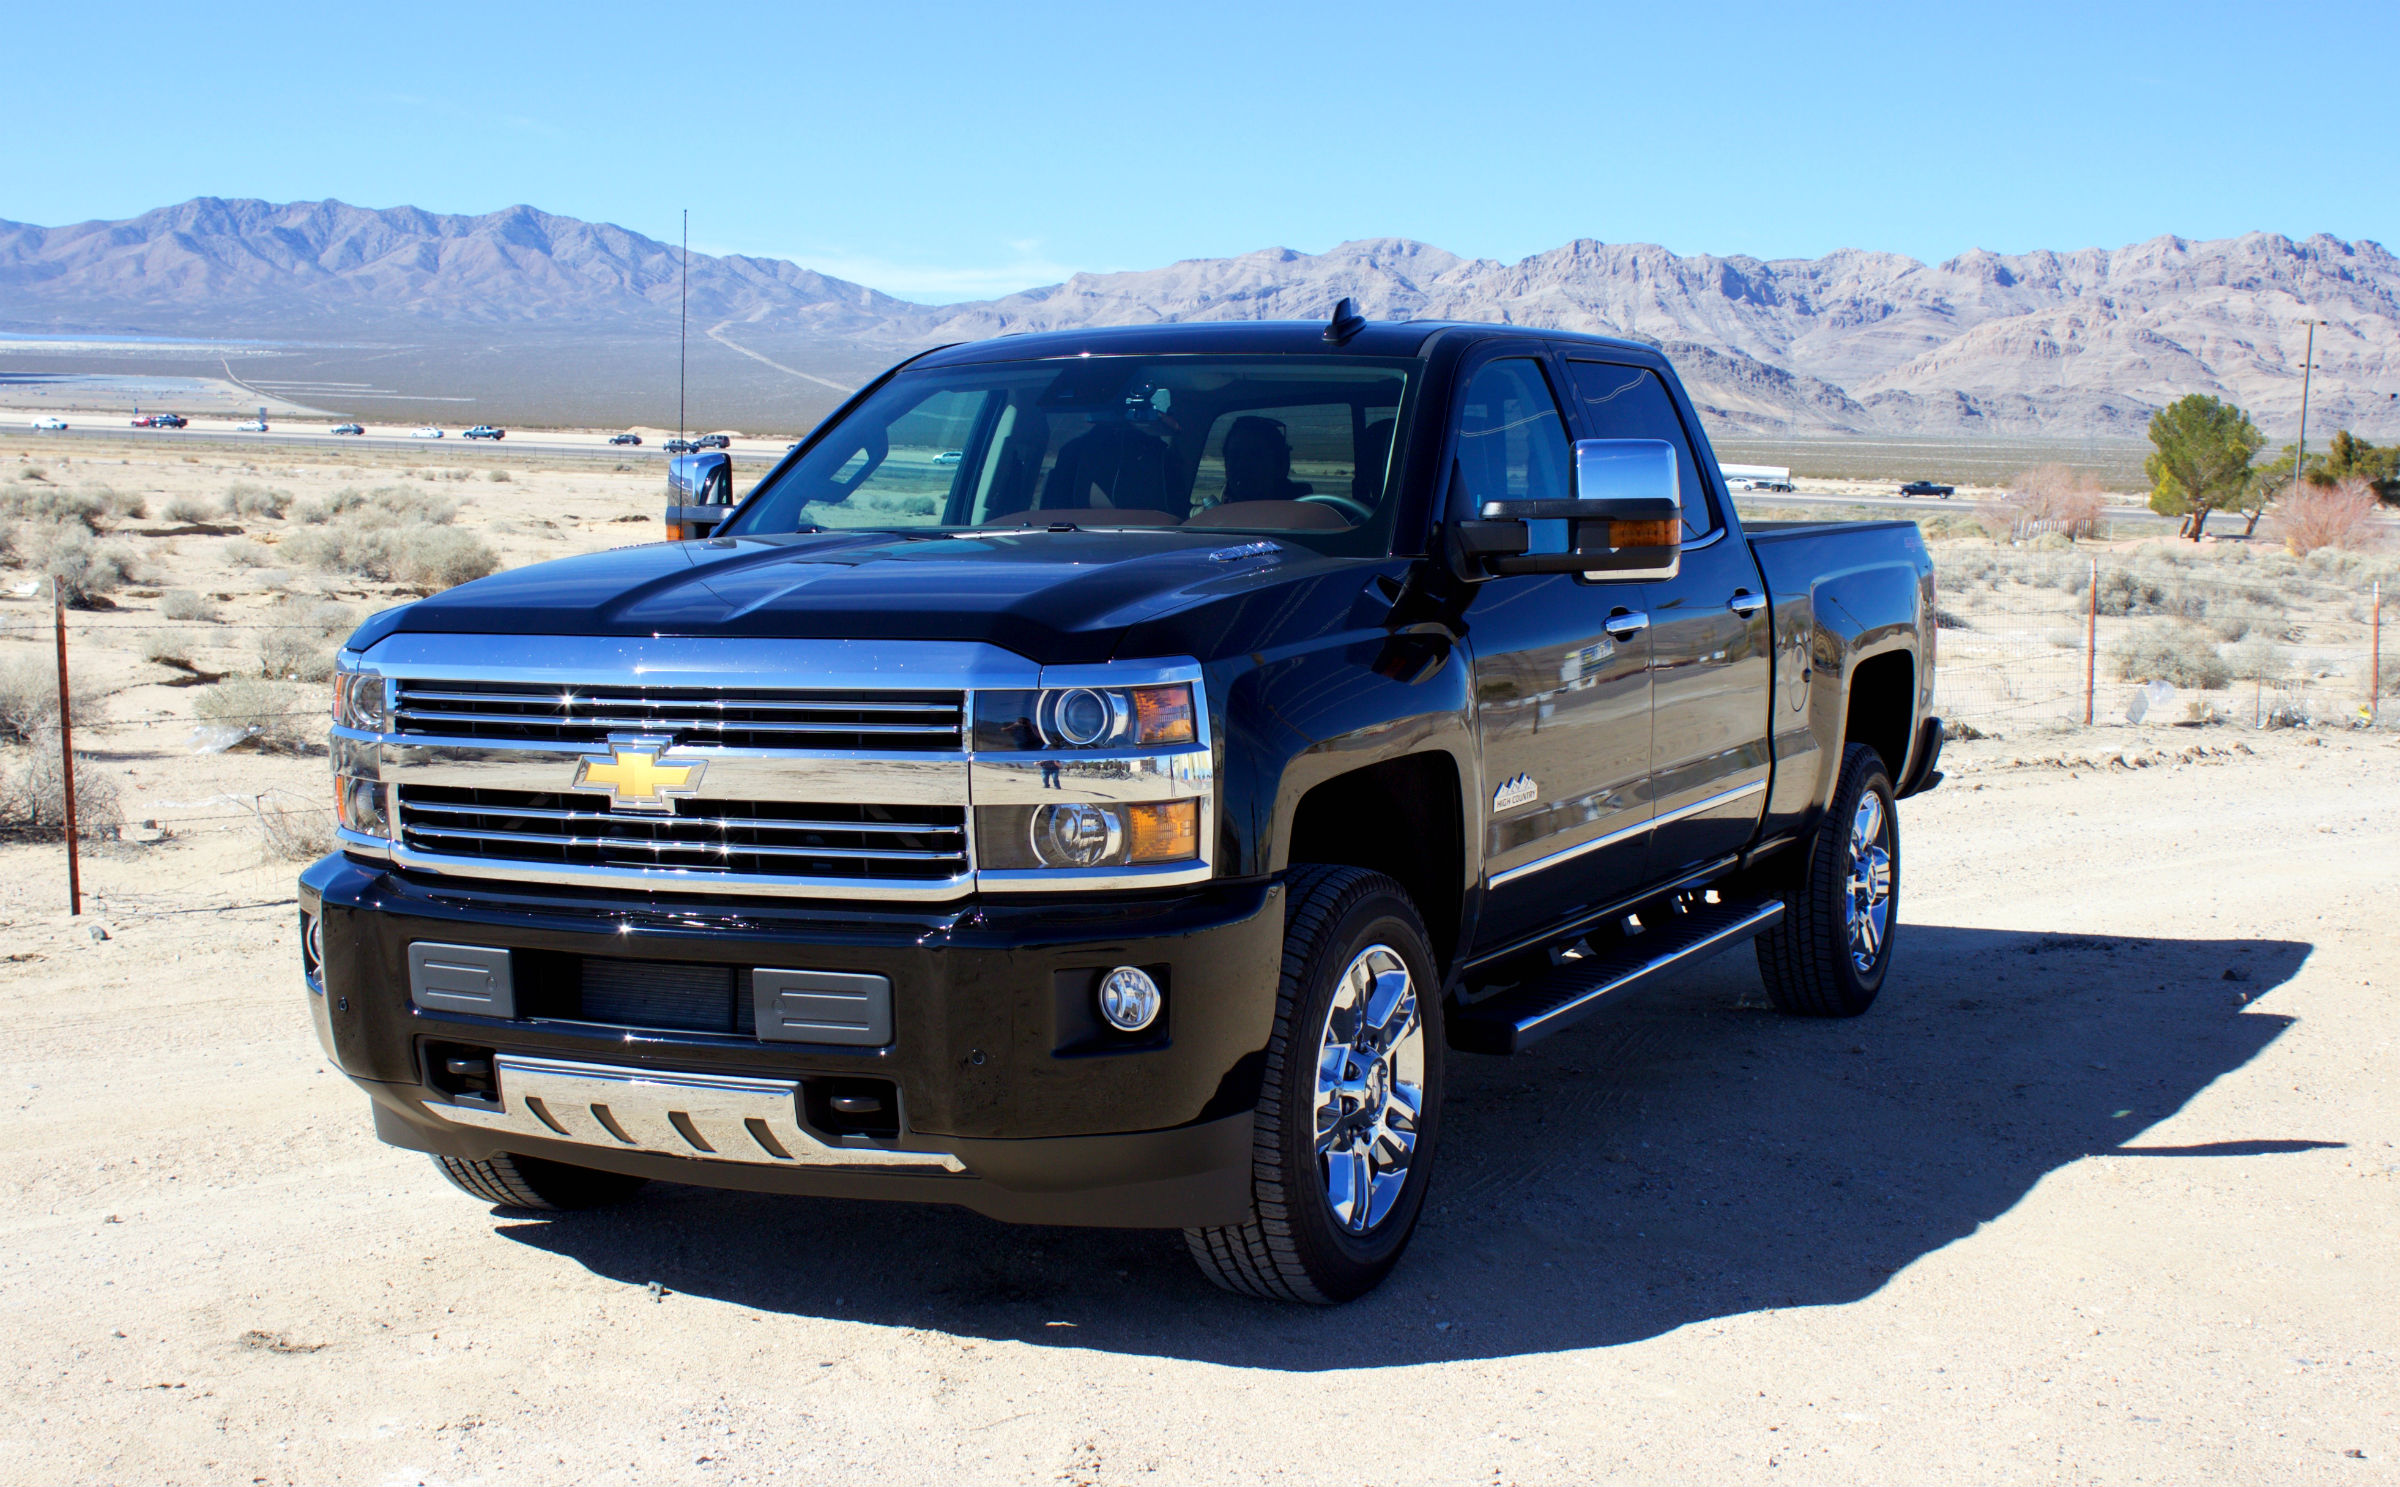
[1,437,2396,1484]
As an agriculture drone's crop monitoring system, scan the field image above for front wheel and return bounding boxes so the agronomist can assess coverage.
[1754,742,1899,1017]
[433,1151,648,1211]
[1186,866,1444,1304]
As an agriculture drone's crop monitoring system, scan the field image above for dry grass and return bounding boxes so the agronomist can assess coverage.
[0,748,124,841]
[192,677,317,753]
[2110,621,2233,690]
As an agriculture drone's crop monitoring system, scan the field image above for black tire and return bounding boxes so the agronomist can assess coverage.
[1185,866,1444,1304]
[432,1151,648,1211]
[1754,742,1899,1018]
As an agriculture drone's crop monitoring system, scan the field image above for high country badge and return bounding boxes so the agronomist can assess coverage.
[1492,773,1538,812]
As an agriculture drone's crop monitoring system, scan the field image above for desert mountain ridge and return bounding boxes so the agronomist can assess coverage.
[3,197,2395,439]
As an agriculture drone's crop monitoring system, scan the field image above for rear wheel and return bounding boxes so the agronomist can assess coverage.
[1185,866,1443,1303]
[1754,742,1898,1017]
[432,1151,648,1211]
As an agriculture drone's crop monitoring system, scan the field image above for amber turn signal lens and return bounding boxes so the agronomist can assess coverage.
[1126,799,1199,863]
[1609,519,1678,548]
[1131,685,1196,746]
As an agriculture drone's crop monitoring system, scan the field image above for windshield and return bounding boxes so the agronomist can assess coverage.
[724,355,1414,552]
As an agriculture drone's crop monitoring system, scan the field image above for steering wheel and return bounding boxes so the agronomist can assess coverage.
[1297,493,1375,525]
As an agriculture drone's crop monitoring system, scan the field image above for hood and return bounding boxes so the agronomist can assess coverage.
[383,528,1343,665]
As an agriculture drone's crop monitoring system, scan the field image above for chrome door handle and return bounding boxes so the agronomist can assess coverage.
[1604,612,1650,639]
[1727,592,1767,616]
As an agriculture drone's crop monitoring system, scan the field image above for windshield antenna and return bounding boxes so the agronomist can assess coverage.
[678,208,689,447]
[1324,296,1367,345]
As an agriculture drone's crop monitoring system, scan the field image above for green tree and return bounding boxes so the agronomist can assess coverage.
[2317,430,2400,503]
[2146,395,2263,540]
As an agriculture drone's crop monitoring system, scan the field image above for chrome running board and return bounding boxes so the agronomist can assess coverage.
[1449,897,1784,1055]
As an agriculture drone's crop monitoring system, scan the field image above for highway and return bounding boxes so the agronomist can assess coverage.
[6,415,795,464]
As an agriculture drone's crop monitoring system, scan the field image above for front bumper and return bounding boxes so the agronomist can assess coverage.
[300,855,1283,1227]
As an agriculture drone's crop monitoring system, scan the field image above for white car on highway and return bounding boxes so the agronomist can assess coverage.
[236,419,270,432]
[410,426,445,439]
[30,416,69,431]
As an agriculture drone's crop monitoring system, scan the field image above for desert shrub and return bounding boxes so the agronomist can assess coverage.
[2223,638,2287,682]
[2111,622,2231,689]
[0,658,104,744]
[1993,464,2111,542]
[158,588,218,622]
[4,485,106,530]
[2205,614,2251,642]
[193,677,315,752]
[162,494,215,524]
[2279,478,2382,556]
[221,482,292,520]
[15,466,48,482]
[297,485,458,527]
[285,517,495,590]
[0,749,122,842]
[2094,569,2168,616]
[24,525,135,607]
[224,539,275,568]
[142,630,203,667]
[246,791,335,860]
[254,601,355,682]
[488,469,511,482]
[1934,608,1971,629]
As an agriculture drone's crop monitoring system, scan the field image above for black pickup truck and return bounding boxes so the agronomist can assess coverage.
[303,311,1940,1303]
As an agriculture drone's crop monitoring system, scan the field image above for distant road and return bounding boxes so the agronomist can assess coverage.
[4,417,793,463]
[1742,491,2178,526]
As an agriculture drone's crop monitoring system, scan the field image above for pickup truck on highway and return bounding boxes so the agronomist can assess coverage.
[302,311,1942,1303]
[1898,480,1955,498]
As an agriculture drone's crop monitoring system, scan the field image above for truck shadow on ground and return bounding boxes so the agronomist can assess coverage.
[500,924,2316,1367]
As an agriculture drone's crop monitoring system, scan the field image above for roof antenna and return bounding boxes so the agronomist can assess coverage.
[1323,296,1367,344]
[678,207,689,447]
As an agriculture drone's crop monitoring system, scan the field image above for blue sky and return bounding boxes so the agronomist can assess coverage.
[9,0,2395,302]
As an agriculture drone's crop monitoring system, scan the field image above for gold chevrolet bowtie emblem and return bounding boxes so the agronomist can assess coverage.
[572,737,705,813]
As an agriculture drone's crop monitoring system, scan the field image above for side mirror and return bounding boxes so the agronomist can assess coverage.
[664,451,735,541]
[1446,438,1681,581]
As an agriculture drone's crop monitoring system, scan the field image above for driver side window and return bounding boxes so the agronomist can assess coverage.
[1448,358,1571,518]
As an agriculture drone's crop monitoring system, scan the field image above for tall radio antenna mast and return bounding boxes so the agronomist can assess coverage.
[678,208,689,446]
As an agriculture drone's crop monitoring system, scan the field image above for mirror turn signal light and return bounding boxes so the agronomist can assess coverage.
[1609,519,1678,548]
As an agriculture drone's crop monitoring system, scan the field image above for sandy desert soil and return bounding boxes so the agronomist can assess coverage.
[0,437,2396,1484]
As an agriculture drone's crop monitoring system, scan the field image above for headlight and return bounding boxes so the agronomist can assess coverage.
[331,665,388,731]
[981,799,1201,871]
[1032,684,1195,749]
[330,662,389,841]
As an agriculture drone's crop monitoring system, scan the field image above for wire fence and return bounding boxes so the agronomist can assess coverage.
[1930,551,2390,735]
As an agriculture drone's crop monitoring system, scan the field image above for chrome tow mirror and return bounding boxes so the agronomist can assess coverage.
[664,452,736,541]
[1448,438,1681,581]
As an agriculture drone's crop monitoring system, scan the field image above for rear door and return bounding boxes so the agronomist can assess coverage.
[1454,353,1656,951]
[1563,358,1772,875]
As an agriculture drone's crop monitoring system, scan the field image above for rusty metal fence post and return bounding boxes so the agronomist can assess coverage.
[2083,559,2098,726]
[53,580,81,916]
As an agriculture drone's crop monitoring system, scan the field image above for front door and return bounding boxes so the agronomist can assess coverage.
[1564,359,1772,876]
[1457,356,1656,952]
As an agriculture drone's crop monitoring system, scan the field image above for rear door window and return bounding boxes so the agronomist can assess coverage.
[1563,361,1719,540]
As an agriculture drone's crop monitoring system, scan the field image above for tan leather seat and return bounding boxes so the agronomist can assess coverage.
[979,507,1181,527]
[1185,500,1351,530]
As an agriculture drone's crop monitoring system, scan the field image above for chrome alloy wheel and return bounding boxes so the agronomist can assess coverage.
[1312,944,1426,1235]
[1845,791,1894,974]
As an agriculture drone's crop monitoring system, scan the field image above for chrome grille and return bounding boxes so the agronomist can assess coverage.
[392,680,964,752]
[396,787,967,882]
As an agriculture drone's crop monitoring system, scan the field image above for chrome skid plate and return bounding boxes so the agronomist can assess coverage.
[424,1054,965,1172]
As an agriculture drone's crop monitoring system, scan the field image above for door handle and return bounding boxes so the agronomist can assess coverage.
[1727,592,1766,616]
[1604,611,1650,639]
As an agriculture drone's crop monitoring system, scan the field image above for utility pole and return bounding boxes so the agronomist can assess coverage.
[679,208,689,448]
[2293,319,2323,492]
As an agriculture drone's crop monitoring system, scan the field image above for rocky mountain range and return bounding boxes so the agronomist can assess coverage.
[4,197,2395,440]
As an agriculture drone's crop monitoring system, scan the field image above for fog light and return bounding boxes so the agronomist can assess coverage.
[1097,966,1161,1032]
